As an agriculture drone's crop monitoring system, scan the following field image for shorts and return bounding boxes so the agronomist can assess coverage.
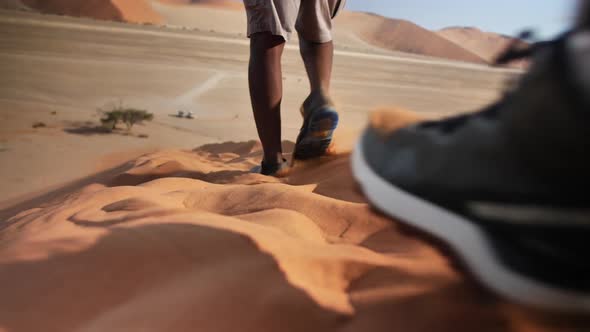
[244,0,346,43]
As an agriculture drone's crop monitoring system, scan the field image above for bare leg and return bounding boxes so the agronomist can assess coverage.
[299,38,334,104]
[292,36,339,160]
[248,32,285,165]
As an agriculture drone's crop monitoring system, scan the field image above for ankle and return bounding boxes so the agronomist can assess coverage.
[303,90,332,112]
[263,153,285,166]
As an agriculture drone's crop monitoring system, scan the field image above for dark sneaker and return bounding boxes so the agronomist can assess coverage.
[251,159,290,177]
[352,30,590,312]
[293,92,339,160]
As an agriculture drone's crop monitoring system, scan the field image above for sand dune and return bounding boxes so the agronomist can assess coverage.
[2,108,582,331]
[3,0,530,65]
[1,0,490,64]
[18,0,162,23]
[158,0,243,10]
[438,27,528,64]
[0,9,512,203]
[149,0,246,35]
[337,12,486,63]
[0,7,581,332]
[152,2,487,63]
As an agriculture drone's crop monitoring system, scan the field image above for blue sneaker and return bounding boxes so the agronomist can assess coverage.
[293,92,339,160]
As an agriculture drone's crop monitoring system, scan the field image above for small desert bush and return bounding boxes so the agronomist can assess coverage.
[100,105,154,131]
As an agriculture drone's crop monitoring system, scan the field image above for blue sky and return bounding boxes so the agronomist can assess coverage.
[345,0,580,38]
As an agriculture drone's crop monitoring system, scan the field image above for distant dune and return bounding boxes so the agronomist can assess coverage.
[150,0,246,34]
[438,27,530,68]
[0,0,519,65]
[438,27,519,62]
[158,0,243,10]
[337,12,486,63]
[150,1,488,64]
[17,0,162,23]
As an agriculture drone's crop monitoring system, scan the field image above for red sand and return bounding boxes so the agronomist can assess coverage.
[0,109,584,332]
[20,0,162,23]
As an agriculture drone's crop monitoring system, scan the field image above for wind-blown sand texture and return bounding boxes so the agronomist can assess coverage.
[1,7,584,332]
[2,109,587,331]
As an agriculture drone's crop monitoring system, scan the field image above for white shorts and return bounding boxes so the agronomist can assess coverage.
[244,0,346,43]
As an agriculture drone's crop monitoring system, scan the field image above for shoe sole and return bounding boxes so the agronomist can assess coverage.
[351,140,590,313]
[293,108,339,160]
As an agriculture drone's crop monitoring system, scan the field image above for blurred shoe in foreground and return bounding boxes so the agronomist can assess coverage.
[352,28,590,312]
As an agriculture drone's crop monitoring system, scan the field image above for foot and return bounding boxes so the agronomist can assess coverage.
[292,91,339,160]
[352,30,590,312]
[251,159,290,177]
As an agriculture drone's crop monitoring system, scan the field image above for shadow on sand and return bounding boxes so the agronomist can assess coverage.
[63,122,148,138]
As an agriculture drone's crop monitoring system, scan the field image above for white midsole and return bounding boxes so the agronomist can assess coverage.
[351,140,590,312]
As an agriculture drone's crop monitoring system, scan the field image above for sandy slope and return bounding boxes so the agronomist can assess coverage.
[0,109,585,331]
[158,0,243,10]
[0,10,513,201]
[150,1,487,63]
[439,27,511,62]
[3,0,532,65]
[0,10,584,331]
[19,0,162,23]
[1,0,489,63]
[150,0,246,35]
[438,27,530,66]
[337,12,486,63]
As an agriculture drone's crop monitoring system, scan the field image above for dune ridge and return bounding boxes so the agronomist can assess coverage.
[438,27,529,66]
[337,12,486,63]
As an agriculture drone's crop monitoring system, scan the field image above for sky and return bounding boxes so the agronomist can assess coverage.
[345,0,580,38]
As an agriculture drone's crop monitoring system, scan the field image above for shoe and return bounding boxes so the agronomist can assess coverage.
[352,30,590,312]
[251,159,290,177]
[293,91,339,160]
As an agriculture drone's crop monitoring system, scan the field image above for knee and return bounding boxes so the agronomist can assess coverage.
[250,32,285,52]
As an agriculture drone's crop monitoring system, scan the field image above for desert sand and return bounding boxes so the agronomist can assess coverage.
[5,0,521,63]
[438,27,529,68]
[1,114,587,331]
[1,5,585,332]
[0,8,514,201]
[18,0,162,23]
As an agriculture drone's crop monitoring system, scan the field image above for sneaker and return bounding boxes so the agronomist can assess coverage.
[352,30,590,312]
[292,91,339,160]
[251,159,290,177]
